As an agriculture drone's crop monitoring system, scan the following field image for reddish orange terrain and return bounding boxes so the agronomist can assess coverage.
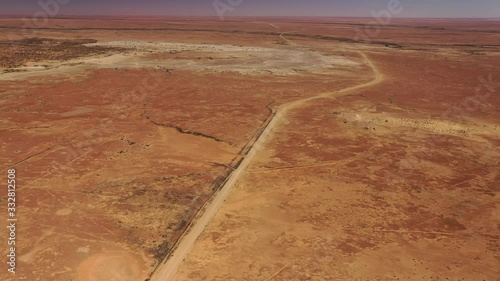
[0,17,499,281]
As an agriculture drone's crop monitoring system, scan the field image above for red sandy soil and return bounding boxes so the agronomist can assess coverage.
[0,17,498,281]
[0,19,369,280]
[170,20,499,281]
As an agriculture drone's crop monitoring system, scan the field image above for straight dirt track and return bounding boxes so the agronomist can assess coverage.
[150,52,383,281]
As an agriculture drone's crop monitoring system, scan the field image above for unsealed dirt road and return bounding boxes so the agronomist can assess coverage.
[150,52,382,281]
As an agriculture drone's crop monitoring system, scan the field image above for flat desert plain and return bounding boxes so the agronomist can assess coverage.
[0,17,499,281]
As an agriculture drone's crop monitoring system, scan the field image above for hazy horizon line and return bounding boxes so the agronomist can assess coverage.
[0,14,498,20]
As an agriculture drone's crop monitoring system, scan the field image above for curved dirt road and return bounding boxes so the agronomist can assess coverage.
[150,52,383,281]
